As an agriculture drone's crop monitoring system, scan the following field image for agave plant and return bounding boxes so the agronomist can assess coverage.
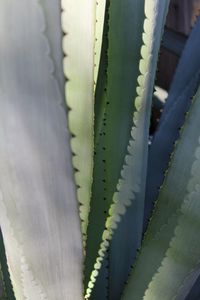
[0,0,200,299]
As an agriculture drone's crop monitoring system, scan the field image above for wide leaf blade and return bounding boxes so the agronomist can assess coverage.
[0,1,83,299]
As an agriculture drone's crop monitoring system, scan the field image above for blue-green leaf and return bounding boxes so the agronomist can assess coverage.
[144,73,200,229]
[162,28,187,56]
[85,0,170,298]
[122,85,200,300]
[84,0,145,293]
[184,270,200,300]
[162,16,200,117]
[144,16,200,228]
[109,2,170,298]
[144,164,200,299]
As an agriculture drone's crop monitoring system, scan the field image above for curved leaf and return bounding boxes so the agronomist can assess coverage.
[144,72,200,229]
[144,16,200,228]
[122,86,200,300]
[161,15,200,118]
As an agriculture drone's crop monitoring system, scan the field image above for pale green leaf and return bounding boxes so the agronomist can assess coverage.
[0,1,83,299]
[40,0,64,93]
[144,182,200,299]
[61,0,96,243]
[94,0,107,90]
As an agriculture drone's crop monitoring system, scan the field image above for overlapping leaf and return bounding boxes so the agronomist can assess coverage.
[109,1,170,298]
[144,16,200,228]
[85,0,170,298]
[84,0,145,294]
[123,85,200,299]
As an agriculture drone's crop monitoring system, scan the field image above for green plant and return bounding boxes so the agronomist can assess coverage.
[0,1,200,299]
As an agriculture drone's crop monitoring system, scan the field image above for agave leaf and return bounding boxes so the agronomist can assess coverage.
[61,0,96,243]
[85,0,170,298]
[161,16,200,119]
[94,1,109,143]
[94,0,107,91]
[39,0,64,93]
[89,254,109,300]
[184,269,200,300]
[174,265,200,300]
[144,72,200,229]
[108,1,170,298]
[144,172,200,298]
[162,28,187,56]
[0,1,83,299]
[122,86,200,300]
[84,3,110,296]
[144,16,200,228]
[84,0,145,292]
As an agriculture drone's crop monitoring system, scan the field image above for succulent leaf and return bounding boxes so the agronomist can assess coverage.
[0,1,83,299]
[85,0,170,298]
[162,28,187,56]
[108,1,170,298]
[161,16,200,118]
[94,0,107,91]
[84,0,145,294]
[123,85,200,299]
[144,138,200,299]
[184,270,200,300]
[144,15,200,229]
[144,72,200,229]
[61,0,96,244]
[39,0,64,93]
